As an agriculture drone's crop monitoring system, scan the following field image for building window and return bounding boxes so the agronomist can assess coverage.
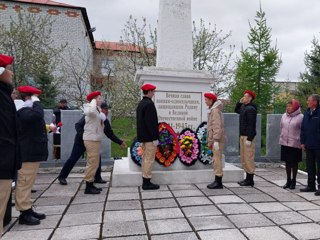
[101,59,115,76]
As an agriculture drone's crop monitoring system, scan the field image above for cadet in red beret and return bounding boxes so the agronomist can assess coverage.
[141,83,156,92]
[0,54,14,85]
[244,90,256,100]
[86,91,101,102]
[204,92,226,189]
[15,84,48,225]
[235,90,258,187]
[0,54,13,67]
[0,54,19,234]
[82,90,105,194]
[136,83,159,190]
[17,86,42,95]
[204,92,217,102]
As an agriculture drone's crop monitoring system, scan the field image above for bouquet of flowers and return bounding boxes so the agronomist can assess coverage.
[130,138,143,166]
[156,122,179,167]
[196,122,213,164]
[178,128,200,166]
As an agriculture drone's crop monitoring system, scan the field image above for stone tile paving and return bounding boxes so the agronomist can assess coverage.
[3,167,320,240]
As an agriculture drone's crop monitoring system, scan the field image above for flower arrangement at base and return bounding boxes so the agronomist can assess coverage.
[155,122,179,167]
[130,137,143,166]
[178,128,200,166]
[196,122,213,165]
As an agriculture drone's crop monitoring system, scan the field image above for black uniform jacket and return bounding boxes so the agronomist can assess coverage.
[136,96,159,142]
[17,101,48,162]
[0,81,20,179]
[235,102,257,141]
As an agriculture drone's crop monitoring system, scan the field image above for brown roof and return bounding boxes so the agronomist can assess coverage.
[13,0,77,7]
[95,41,154,54]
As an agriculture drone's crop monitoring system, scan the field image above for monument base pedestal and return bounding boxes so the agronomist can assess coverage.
[111,157,244,187]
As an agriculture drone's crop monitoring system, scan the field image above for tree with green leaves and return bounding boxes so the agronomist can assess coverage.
[91,16,157,120]
[193,19,235,97]
[295,37,320,108]
[35,73,58,108]
[229,7,282,113]
[0,12,66,96]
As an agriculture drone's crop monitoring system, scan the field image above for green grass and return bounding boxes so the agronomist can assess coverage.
[298,160,307,172]
[111,117,136,158]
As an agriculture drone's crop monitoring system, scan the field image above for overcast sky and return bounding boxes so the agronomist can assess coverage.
[60,0,320,82]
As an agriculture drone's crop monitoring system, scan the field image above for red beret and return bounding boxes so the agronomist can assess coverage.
[86,91,101,101]
[0,54,14,67]
[141,84,156,91]
[244,90,256,99]
[17,86,42,95]
[204,92,217,102]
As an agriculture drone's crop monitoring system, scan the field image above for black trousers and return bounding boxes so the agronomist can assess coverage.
[59,140,102,181]
[306,149,320,187]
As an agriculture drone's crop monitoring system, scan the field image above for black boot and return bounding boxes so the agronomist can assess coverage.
[239,173,254,187]
[300,185,316,192]
[283,179,291,189]
[92,184,102,191]
[142,178,159,190]
[84,182,101,194]
[58,177,67,185]
[315,186,320,196]
[238,173,248,185]
[207,176,223,189]
[94,178,107,184]
[30,208,46,220]
[19,209,40,225]
[289,179,296,189]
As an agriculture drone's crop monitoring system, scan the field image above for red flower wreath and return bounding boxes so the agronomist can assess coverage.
[155,122,179,167]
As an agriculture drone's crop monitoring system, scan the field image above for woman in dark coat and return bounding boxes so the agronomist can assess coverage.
[15,86,48,225]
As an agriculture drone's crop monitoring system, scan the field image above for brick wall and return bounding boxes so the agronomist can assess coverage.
[0,1,93,106]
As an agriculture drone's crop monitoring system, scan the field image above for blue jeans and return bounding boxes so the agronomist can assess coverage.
[58,141,102,181]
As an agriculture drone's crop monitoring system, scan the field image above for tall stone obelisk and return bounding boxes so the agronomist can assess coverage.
[156,0,193,70]
[135,0,213,133]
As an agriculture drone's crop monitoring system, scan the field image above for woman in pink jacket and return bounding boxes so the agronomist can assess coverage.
[279,99,303,189]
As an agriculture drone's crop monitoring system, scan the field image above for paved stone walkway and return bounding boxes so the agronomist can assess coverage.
[2,167,320,240]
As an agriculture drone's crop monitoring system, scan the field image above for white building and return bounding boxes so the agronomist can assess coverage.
[0,0,95,105]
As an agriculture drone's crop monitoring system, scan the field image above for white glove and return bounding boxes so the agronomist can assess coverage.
[0,67,5,76]
[89,98,97,107]
[23,99,33,108]
[99,112,106,121]
[213,142,219,151]
[245,140,252,146]
[31,95,40,102]
[153,140,159,146]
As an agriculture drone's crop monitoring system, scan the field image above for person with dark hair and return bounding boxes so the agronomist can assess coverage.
[300,94,320,195]
[54,99,69,123]
[57,102,127,185]
[53,99,69,159]
[0,54,20,235]
[205,92,226,189]
[235,90,258,187]
[279,99,303,189]
[15,86,48,225]
[136,83,159,190]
